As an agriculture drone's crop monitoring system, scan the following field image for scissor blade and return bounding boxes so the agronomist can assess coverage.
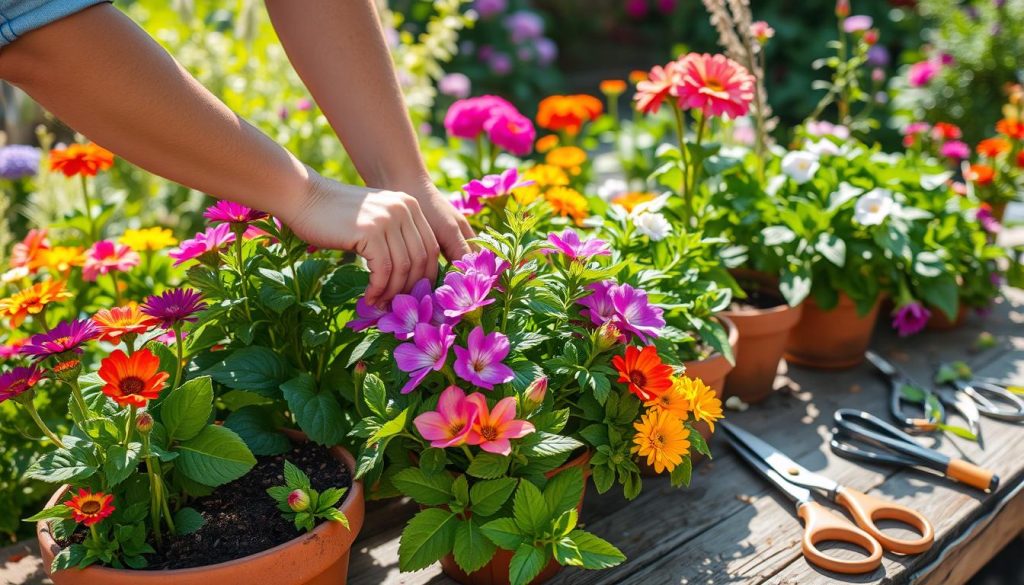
[865,351,898,378]
[937,387,982,440]
[721,421,840,496]
[723,426,813,505]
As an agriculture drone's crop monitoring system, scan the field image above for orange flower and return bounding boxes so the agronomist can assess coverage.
[9,229,50,271]
[628,70,648,84]
[966,164,995,186]
[678,377,723,432]
[536,95,603,135]
[98,349,169,407]
[600,80,627,95]
[0,281,72,327]
[977,138,1011,158]
[632,408,690,474]
[996,118,1024,139]
[535,134,559,153]
[644,376,691,420]
[545,146,587,175]
[544,186,590,225]
[612,192,656,213]
[612,345,674,401]
[65,489,115,526]
[92,304,159,343]
[49,143,114,178]
[31,246,85,274]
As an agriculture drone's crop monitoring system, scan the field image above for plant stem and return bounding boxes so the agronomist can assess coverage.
[171,325,185,391]
[142,436,163,549]
[671,104,692,228]
[234,236,252,320]
[24,400,64,447]
[68,379,90,422]
[460,444,475,463]
[79,175,98,242]
[109,270,123,306]
[125,404,137,447]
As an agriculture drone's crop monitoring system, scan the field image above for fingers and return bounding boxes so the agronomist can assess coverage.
[440,213,474,260]
[407,198,441,284]
[383,228,413,304]
[361,236,392,308]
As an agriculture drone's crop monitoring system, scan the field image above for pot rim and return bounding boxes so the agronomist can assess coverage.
[725,269,796,316]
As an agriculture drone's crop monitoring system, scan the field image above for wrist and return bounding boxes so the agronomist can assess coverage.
[365,167,436,199]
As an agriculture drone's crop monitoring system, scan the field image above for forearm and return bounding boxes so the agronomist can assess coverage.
[265,0,431,193]
[0,4,312,222]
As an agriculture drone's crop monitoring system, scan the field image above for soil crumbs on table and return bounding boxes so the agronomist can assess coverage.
[144,440,352,570]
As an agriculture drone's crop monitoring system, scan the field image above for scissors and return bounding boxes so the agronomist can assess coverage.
[934,361,1024,423]
[865,351,975,436]
[722,421,934,575]
[830,409,1000,492]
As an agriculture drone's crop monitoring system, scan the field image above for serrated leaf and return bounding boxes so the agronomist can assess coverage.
[480,517,524,550]
[509,544,547,585]
[569,530,625,569]
[512,480,549,536]
[23,505,71,522]
[284,460,311,490]
[398,508,458,571]
[322,265,370,307]
[281,373,346,446]
[392,467,454,505]
[362,374,388,418]
[467,453,511,479]
[26,447,98,483]
[470,478,518,517]
[543,466,583,515]
[103,443,141,487]
[368,408,408,445]
[161,376,214,441]
[204,347,290,398]
[453,519,497,574]
[522,432,583,458]
[223,406,291,456]
[176,425,256,487]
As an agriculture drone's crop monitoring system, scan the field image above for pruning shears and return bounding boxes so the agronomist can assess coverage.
[865,351,947,434]
[934,362,1024,423]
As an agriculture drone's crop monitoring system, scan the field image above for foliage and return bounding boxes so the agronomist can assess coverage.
[266,460,349,532]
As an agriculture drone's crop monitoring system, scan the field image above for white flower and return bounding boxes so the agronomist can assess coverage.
[854,189,894,226]
[805,139,840,157]
[596,178,628,201]
[633,212,672,241]
[781,151,820,184]
[829,182,863,210]
[765,175,787,197]
[631,192,671,215]
[920,171,953,191]
[1,266,29,284]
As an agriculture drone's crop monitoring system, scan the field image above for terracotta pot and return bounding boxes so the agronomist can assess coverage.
[37,433,365,585]
[784,293,882,370]
[439,451,591,585]
[925,304,968,331]
[682,316,739,444]
[721,275,804,405]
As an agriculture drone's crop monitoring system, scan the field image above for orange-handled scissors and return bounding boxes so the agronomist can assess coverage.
[722,421,934,574]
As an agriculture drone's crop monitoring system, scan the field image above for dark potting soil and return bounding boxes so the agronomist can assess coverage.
[729,283,786,311]
[142,440,352,570]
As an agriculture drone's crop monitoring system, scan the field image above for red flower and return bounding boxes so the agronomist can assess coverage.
[966,164,995,186]
[66,489,115,526]
[996,118,1024,140]
[612,345,674,401]
[49,143,114,178]
[976,138,1011,158]
[98,349,169,407]
[634,62,678,115]
[931,122,962,141]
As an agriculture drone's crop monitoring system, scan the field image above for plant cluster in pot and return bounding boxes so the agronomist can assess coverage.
[349,211,723,585]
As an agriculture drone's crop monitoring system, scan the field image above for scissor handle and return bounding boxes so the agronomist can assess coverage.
[835,487,934,554]
[797,501,884,575]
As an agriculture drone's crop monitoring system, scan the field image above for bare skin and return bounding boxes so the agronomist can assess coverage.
[0,2,472,306]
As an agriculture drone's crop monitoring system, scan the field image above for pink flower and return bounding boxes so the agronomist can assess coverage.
[203,201,268,225]
[939,140,970,161]
[625,0,648,19]
[347,298,388,331]
[378,293,435,340]
[168,224,236,266]
[0,339,26,360]
[0,366,43,404]
[394,323,455,394]
[806,120,851,139]
[892,302,930,337]
[578,281,666,343]
[634,62,678,114]
[453,249,509,283]
[750,21,775,43]
[902,122,931,136]
[465,393,535,455]
[462,168,533,200]
[453,326,515,390]
[434,271,496,318]
[439,73,471,99]
[908,60,940,87]
[843,15,873,33]
[82,240,140,282]
[451,194,483,216]
[443,95,516,140]
[413,386,480,448]
[976,204,1001,234]
[484,109,537,156]
[673,53,755,119]
[545,229,611,260]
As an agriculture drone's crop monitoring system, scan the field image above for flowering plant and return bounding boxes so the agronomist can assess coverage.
[962,86,1024,210]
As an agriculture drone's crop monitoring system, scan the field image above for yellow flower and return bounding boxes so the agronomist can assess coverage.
[544,186,590,225]
[31,247,85,274]
[644,377,692,420]
[0,280,73,328]
[545,146,588,176]
[612,192,657,213]
[632,408,690,474]
[679,376,723,432]
[513,184,543,206]
[535,135,559,153]
[523,164,569,188]
[119,227,177,252]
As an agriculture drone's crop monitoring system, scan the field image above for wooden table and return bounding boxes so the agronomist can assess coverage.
[4,288,1023,585]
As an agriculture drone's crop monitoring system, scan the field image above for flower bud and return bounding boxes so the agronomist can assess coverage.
[136,412,154,434]
[864,29,879,45]
[835,0,850,18]
[871,68,885,84]
[525,376,548,406]
[596,322,622,352]
[52,354,82,382]
[288,489,310,512]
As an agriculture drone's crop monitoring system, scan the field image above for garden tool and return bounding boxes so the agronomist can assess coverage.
[934,361,1024,423]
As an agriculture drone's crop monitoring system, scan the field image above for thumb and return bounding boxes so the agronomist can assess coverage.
[439,220,473,261]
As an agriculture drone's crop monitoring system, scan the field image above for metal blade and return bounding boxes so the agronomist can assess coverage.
[936,386,982,440]
[720,421,840,497]
[723,425,812,505]
[865,351,898,378]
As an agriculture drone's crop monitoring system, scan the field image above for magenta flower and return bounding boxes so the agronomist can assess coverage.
[0,366,43,403]
[21,319,99,359]
[394,323,456,394]
[977,205,1001,234]
[413,385,479,448]
[443,95,516,140]
[902,122,931,136]
[578,281,665,343]
[434,271,496,318]
[939,140,970,161]
[484,109,537,156]
[908,60,940,87]
[168,223,236,266]
[453,249,509,283]
[463,168,534,200]
[454,326,515,390]
[347,298,388,332]
[451,194,483,216]
[843,15,872,33]
[378,293,435,340]
[203,201,269,225]
[141,288,206,329]
[545,229,611,260]
[892,302,931,337]
[82,240,140,282]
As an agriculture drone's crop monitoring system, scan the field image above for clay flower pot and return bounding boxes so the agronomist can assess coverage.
[722,279,803,405]
[439,451,591,585]
[784,293,882,370]
[925,305,968,332]
[37,433,364,585]
[681,315,738,441]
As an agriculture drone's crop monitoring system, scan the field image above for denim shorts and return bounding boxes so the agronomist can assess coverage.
[0,0,109,47]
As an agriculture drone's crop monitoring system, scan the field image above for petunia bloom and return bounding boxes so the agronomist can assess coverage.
[781,151,820,184]
[545,229,611,260]
[168,223,236,266]
[892,302,931,338]
[378,293,435,340]
[453,326,515,390]
[347,297,389,331]
[21,319,99,360]
[98,349,169,407]
[464,393,535,455]
[854,189,894,226]
[908,60,940,87]
[612,345,675,401]
[203,200,269,225]
[141,288,206,329]
[434,271,495,319]
[413,385,479,448]
[49,143,114,178]
[82,240,140,282]
[673,53,755,119]
[65,489,115,526]
[578,281,666,343]
[394,323,456,394]
[0,367,43,404]
[92,305,159,343]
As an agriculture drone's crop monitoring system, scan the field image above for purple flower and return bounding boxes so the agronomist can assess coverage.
[0,367,43,403]
[141,288,207,329]
[908,61,940,87]
[578,281,665,343]
[625,0,648,19]
[203,201,269,225]
[867,45,890,67]
[434,271,496,318]
[892,302,931,337]
[843,15,873,33]
[169,223,236,266]
[451,194,483,217]
[21,319,99,359]
[439,73,471,99]
[0,145,41,180]
[474,0,507,19]
[488,52,513,76]
[977,205,1002,234]
[453,326,515,389]
[394,323,455,394]
[378,293,435,340]
[545,229,611,260]
[453,249,509,282]
[348,298,388,331]
[535,38,558,66]
[940,140,970,161]
[463,168,533,200]
[504,11,544,44]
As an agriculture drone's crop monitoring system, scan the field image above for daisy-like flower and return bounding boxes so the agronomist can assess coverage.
[544,186,590,225]
[394,323,455,394]
[82,240,140,282]
[854,189,894,226]
[0,281,73,328]
[413,385,479,448]
[141,288,206,329]
[677,376,722,431]
[781,151,820,184]
[545,146,587,175]
[203,200,270,225]
[545,229,611,260]
[976,138,1011,158]
[996,118,1024,140]
[0,367,43,404]
[0,339,27,359]
[750,21,775,43]
[465,393,535,455]
[578,281,666,343]
[632,212,672,241]
[453,326,515,390]
[632,408,690,474]
[939,140,970,161]
[891,302,931,338]
[634,62,679,114]
[434,271,496,319]
[966,164,995,186]
[31,246,85,274]
[9,229,49,272]
[168,223,236,266]
[673,53,755,119]
[611,192,656,213]
[535,95,603,135]
[49,143,114,177]
[600,79,627,95]
[98,349,169,407]
[611,345,674,401]
[119,227,178,252]
[65,489,115,526]
[644,376,692,420]
[92,304,159,343]
[21,319,99,360]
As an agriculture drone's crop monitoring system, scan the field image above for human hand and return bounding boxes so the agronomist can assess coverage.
[401,180,475,262]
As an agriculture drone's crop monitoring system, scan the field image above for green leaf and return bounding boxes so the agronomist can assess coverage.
[470,478,518,517]
[391,467,454,505]
[521,432,583,458]
[321,506,350,529]
[453,519,497,574]
[688,427,711,459]
[512,480,549,537]
[762,226,796,246]
[204,347,290,398]
[368,407,409,445]
[419,448,448,475]
[51,544,88,573]
[670,456,693,488]
[173,507,205,535]
[26,447,98,483]
[780,269,812,307]
[322,264,370,307]
[480,517,524,550]
[543,466,583,515]
[815,234,847,267]
[176,425,257,487]
[920,275,959,321]
[284,460,312,490]
[467,453,511,479]
[23,505,71,522]
[103,443,141,487]
[362,374,389,418]
[319,487,348,510]
[223,406,291,456]
[938,423,978,441]
[509,544,547,585]
[281,373,346,446]
[554,536,584,567]
[398,508,458,571]
[569,530,626,569]
[452,475,469,506]
[161,376,214,441]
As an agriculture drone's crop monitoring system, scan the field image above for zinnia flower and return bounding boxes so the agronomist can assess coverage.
[634,62,679,114]
[413,386,479,448]
[854,189,894,226]
[579,281,666,343]
[484,109,537,156]
[679,376,723,431]
[612,345,674,401]
[966,164,995,186]
[544,186,590,225]
[673,53,755,119]
[750,21,775,43]
[21,319,99,359]
[632,212,672,241]
[612,192,656,213]
[996,118,1024,140]
[168,224,236,266]
[976,138,1011,158]
[119,227,178,252]
[644,376,692,420]
[394,323,456,394]
[434,271,495,319]
[632,408,690,474]
[892,302,931,338]
[444,95,517,139]
[98,349,169,407]
[9,229,49,271]
[82,240,140,282]
[545,229,610,260]
[908,60,940,87]
[453,326,515,390]
[32,247,85,274]
[0,281,72,328]
[545,146,587,175]
[536,95,603,135]
[781,151,820,184]
[0,145,42,180]
[92,305,159,343]
[204,200,270,225]
[49,143,114,177]
[535,135,560,153]
[932,122,962,141]
[465,393,535,455]
[141,288,206,329]
[0,367,43,404]
[65,489,115,526]
[600,79,627,95]
[939,140,970,161]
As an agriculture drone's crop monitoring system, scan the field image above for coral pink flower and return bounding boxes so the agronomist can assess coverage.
[453,326,514,390]
[394,323,456,394]
[465,393,535,455]
[634,62,678,114]
[413,385,480,448]
[444,95,516,139]
[750,21,775,43]
[168,223,236,266]
[843,15,873,33]
[908,60,940,87]
[673,53,755,119]
[484,110,537,156]
[9,229,49,272]
[82,240,140,282]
